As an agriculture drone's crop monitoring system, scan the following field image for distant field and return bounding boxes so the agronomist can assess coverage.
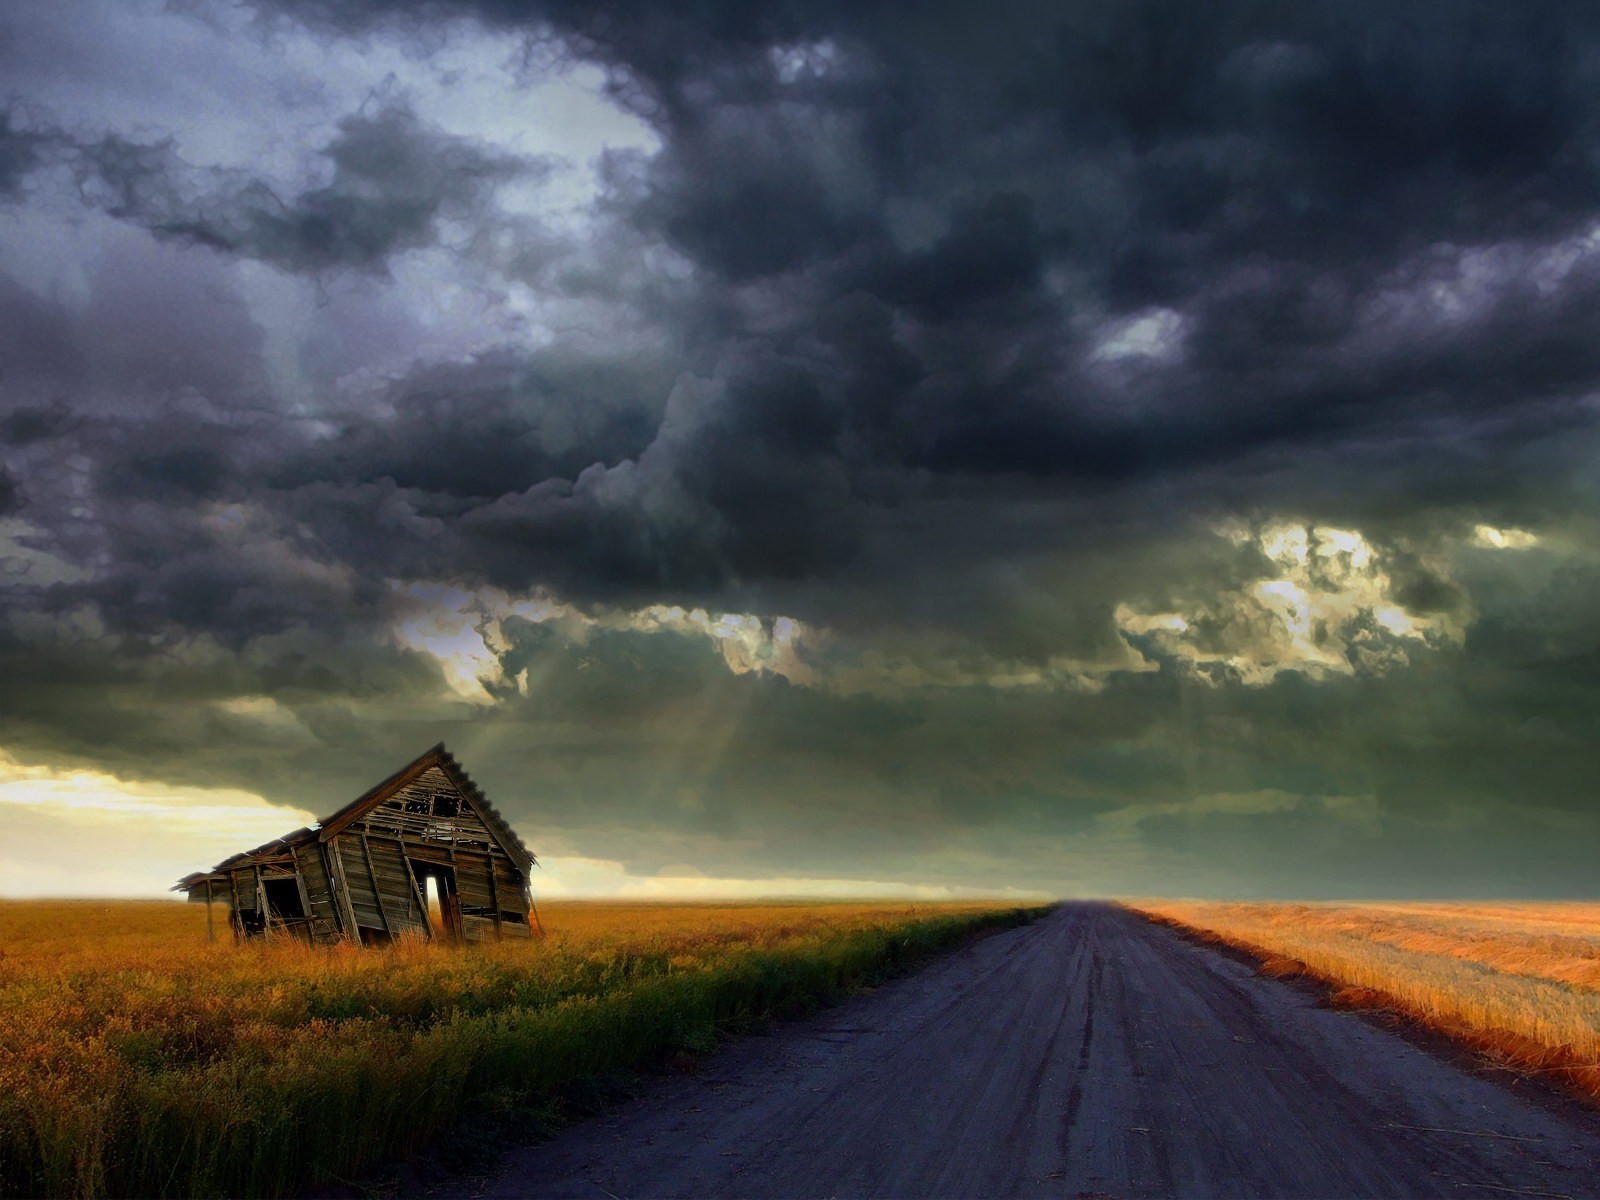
[0,898,1044,1199]
[1127,900,1600,1106]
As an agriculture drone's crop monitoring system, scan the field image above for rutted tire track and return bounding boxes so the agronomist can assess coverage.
[449,904,1600,1200]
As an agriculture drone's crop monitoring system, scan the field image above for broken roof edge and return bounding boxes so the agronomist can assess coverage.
[312,743,534,872]
[433,748,537,875]
[173,743,536,891]
[313,742,451,843]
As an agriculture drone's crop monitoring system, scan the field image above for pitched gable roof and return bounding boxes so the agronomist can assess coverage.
[315,743,535,872]
[173,743,535,890]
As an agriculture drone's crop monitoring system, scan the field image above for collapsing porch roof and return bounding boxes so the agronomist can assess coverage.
[173,743,535,893]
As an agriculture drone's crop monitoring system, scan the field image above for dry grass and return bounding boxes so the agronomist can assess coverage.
[1126,899,1600,1107]
[0,897,1044,1198]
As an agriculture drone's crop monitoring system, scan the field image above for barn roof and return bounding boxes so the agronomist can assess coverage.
[173,744,535,891]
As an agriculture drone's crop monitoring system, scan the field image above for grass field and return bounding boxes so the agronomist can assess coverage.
[0,898,1045,1199]
[1127,900,1600,1106]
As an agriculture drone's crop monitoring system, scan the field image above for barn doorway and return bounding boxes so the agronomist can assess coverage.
[262,878,305,921]
[409,860,462,942]
[259,876,311,943]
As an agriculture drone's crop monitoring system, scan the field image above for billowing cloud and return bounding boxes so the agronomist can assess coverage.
[1,0,1598,897]
[73,102,540,274]
[1117,521,1467,685]
[0,108,50,198]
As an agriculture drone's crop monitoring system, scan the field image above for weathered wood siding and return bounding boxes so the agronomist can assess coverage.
[329,833,421,936]
[456,853,500,943]
[351,765,500,855]
[292,843,345,944]
[364,835,431,938]
[457,854,494,910]
[495,857,532,921]
[181,748,537,946]
[335,763,534,940]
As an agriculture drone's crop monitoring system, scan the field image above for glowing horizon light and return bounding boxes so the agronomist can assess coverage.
[536,854,1053,901]
[0,749,316,898]
[0,747,1045,903]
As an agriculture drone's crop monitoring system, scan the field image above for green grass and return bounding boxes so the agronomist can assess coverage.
[0,901,1046,1198]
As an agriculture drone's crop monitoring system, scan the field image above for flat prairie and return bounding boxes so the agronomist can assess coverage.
[0,897,1039,1198]
[1127,899,1600,1105]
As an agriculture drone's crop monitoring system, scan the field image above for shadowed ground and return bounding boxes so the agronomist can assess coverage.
[448,903,1600,1199]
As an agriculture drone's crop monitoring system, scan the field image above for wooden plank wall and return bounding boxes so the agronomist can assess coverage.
[491,855,533,937]
[341,764,535,940]
[227,868,252,914]
[354,766,499,855]
[455,853,497,943]
[363,836,431,938]
[330,833,415,936]
[192,764,538,945]
[292,844,345,944]
[214,861,339,944]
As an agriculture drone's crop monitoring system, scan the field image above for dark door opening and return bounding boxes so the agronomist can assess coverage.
[262,877,306,920]
[409,860,462,942]
[261,876,312,942]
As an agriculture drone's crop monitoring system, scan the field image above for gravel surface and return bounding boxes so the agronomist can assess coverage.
[447,902,1600,1199]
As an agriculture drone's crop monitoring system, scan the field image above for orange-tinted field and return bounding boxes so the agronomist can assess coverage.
[1127,900,1600,1105]
[0,898,1041,1198]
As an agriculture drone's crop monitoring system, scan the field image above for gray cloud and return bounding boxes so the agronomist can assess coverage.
[74,101,540,273]
[0,108,50,198]
[2,0,1598,895]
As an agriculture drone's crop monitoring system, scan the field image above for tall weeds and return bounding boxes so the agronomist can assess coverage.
[0,900,1042,1198]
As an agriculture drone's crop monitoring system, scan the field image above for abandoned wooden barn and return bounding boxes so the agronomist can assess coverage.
[174,744,540,945]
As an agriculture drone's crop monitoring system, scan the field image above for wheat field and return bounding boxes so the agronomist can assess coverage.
[1127,900,1600,1106]
[0,897,1042,1199]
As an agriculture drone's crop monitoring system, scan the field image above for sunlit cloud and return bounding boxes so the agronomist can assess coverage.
[387,581,816,702]
[389,583,510,702]
[1472,524,1541,550]
[212,695,315,740]
[388,577,1154,702]
[1115,520,1465,685]
[1089,306,1189,364]
[388,518,1474,703]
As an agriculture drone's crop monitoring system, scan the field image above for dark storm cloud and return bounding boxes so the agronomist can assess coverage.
[245,0,1600,614]
[46,0,1600,605]
[273,348,662,498]
[4,0,1600,895]
[75,102,539,273]
[0,108,51,198]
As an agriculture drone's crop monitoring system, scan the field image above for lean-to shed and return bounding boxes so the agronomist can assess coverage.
[174,744,539,945]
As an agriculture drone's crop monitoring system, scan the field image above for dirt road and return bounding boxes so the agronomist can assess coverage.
[452,903,1600,1199]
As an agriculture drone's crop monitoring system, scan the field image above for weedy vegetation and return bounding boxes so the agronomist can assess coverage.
[0,898,1046,1199]
[1128,900,1600,1107]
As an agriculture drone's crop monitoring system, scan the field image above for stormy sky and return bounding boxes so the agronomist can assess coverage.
[2,0,1598,899]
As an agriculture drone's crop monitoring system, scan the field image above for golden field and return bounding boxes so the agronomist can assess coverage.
[1127,900,1600,1105]
[0,897,1043,1199]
